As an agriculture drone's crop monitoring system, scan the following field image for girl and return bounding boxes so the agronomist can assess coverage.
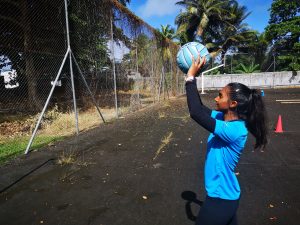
[185,55,268,225]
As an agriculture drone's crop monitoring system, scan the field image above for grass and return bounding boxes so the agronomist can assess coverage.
[57,151,76,165]
[0,105,133,164]
[0,92,161,164]
[172,114,190,123]
[153,131,173,160]
[0,135,64,163]
[163,101,171,108]
[158,111,166,118]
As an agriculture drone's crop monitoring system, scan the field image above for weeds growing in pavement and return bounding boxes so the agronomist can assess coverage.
[153,131,173,160]
[158,111,166,118]
[57,151,76,165]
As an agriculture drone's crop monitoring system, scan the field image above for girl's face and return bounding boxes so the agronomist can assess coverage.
[214,86,237,112]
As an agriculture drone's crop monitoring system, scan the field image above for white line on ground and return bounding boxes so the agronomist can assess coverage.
[280,102,300,104]
[276,99,300,101]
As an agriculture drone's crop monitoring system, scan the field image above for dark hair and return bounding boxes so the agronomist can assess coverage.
[227,82,268,149]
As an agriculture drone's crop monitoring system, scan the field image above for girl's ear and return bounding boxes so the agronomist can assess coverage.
[230,100,238,109]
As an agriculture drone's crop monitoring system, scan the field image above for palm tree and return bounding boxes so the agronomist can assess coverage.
[160,25,175,39]
[175,0,230,42]
[157,24,177,98]
[175,0,257,65]
[158,25,176,61]
[222,3,254,50]
[175,6,199,43]
[203,1,256,59]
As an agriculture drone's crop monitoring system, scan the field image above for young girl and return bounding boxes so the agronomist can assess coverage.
[185,55,268,225]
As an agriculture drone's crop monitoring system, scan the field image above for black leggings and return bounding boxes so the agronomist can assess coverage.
[195,196,239,225]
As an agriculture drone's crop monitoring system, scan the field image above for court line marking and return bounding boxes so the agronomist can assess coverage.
[276,99,300,101]
[280,102,300,104]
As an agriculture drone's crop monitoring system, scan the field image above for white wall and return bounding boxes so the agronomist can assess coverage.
[196,71,300,90]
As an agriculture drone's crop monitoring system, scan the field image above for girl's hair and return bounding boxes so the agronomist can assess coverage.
[227,82,268,149]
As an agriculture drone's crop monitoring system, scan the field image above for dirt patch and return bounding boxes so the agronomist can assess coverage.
[0,120,32,137]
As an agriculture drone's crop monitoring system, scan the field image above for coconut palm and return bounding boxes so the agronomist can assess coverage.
[160,25,175,39]
[175,0,231,42]
[221,2,254,51]
[175,0,256,63]
[158,25,176,61]
[157,24,177,98]
[202,1,256,59]
[174,5,199,43]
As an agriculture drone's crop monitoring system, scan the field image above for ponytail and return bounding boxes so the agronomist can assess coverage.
[247,89,268,149]
[227,83,268,149]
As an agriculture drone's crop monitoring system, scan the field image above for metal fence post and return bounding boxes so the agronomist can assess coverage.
[110,12,118,118]
[64,0,79,135]
[25,50,70,154]
[71,53,105,123]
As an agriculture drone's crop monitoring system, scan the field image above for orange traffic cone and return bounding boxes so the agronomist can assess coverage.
[275,115,283,133]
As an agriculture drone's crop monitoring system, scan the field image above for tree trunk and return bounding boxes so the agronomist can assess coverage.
[197,13,209,37]
[21,1,43,111]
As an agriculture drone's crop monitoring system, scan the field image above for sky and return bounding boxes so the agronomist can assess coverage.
[128,0,274,33]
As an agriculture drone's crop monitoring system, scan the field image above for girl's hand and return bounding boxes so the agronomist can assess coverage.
[187,55,206,77]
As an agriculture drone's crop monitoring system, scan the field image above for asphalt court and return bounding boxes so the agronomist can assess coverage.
[0,87,299,225]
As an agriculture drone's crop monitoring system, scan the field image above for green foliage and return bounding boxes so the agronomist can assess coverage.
[268,0,299,24]
[235,62,260,73]
[219,3,256,49]
[123,34,155,74]
[0,0,67,110]
[208,69,221,75]
[175,0,256,59]
[265,0,300,71]
[159,25,175,39]
[236,32,269,71]
[157,25,176,61]
[175,0,231,42]
[135,34,154,72]
[69,0,111,72]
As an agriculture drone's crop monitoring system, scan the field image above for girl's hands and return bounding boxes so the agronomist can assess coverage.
[187,55,206,77]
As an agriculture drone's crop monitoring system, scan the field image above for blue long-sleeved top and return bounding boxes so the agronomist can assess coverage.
[185,78,248,200]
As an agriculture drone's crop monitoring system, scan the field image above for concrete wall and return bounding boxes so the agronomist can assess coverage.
[196,71,300,90]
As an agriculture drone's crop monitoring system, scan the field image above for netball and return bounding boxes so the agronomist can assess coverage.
[176,42,211,75]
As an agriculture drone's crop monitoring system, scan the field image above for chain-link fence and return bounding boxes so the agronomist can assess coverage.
[210,52,278,75]
[0,0,185,159]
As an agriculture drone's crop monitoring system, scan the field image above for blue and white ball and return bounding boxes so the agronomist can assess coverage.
[176,42,211,75]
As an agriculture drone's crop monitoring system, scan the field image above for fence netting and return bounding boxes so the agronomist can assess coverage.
[0,0,185,158]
